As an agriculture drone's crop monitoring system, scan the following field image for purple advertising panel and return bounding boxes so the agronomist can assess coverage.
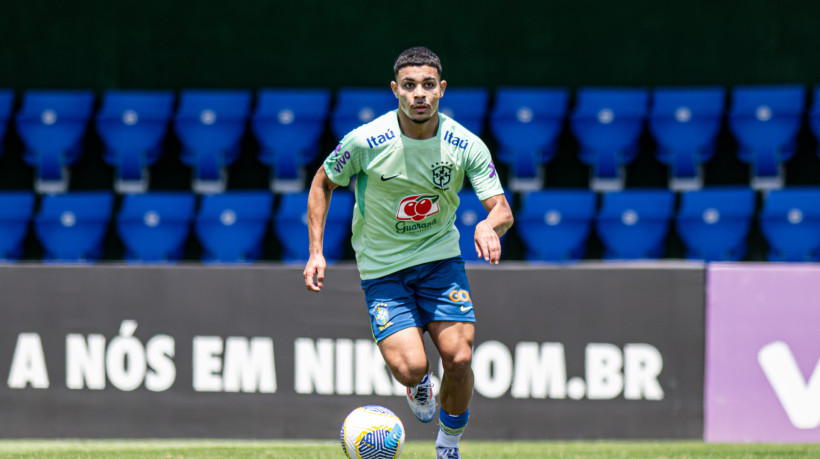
[706,263,820,442]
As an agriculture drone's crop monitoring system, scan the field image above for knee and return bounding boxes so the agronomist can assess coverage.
[441,347,473,380]
[390,355,429,387]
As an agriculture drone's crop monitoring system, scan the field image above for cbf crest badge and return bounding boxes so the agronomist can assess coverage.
[431,161,452,190]
[375,305,389,326]
[372,303,393,331]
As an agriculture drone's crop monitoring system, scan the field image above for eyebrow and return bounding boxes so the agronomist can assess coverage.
[401,76,438,82]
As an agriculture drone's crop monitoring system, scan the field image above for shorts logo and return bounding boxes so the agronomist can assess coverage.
[373,304,389,326]
[396,194,440,221]
[372,303,393,331]
[448,289,472,303]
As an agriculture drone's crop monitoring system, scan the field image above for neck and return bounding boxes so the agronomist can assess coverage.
[397,110,440,140]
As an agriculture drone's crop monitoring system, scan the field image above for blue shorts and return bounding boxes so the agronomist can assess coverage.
[361,256,475,342]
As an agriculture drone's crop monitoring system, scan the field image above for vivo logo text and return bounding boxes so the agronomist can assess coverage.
[758,341,820,429]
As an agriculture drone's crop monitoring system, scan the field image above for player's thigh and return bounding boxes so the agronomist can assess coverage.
[427,321,475,369]
[377,326,428,380]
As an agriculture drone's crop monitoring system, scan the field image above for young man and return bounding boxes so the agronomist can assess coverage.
[303,47,513,459]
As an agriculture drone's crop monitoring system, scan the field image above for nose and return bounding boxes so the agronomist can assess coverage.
[413,85,426,99]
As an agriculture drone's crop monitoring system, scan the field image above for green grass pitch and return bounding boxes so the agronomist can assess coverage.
[1,440,819,458]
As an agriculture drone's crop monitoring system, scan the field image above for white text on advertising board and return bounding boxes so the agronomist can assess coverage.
[294,338,664,400]
[7,330,663,401]
[6,321,277,394]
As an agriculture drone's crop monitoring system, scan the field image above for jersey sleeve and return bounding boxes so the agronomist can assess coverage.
[465,139,505,201]
[322,131,363,187]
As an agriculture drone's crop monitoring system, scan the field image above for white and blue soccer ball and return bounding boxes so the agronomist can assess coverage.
[340,405,405,459]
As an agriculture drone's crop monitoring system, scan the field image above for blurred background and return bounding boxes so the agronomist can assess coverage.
[1,0,819,263]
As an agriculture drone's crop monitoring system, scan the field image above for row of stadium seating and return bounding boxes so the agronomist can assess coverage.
[1,186,818,263]
[0,190,351,263]
[1,85,820,195]
[517,186,820,263]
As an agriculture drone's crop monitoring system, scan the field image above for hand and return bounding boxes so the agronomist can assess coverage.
[303,254,327,292]
[474,220,502,264]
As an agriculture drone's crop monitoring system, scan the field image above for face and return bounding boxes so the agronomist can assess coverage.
[391,65,446,124]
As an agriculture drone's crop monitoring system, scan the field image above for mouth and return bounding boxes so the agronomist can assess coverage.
[411,104,430,114]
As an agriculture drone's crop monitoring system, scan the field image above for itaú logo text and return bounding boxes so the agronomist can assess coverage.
[396,195,440,221]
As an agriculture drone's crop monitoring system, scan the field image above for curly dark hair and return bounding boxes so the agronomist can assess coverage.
[393,47,442,79]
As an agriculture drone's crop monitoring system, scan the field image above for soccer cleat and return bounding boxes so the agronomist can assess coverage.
[436,447,461,459]
[406,372,436,422]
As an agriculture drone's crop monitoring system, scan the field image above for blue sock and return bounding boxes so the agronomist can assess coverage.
[437,409,469,448]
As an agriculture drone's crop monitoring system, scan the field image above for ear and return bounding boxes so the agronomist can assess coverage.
[390,81,399,98]
[440,80,447,96]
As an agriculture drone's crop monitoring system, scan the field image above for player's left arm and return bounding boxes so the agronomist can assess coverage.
[474,193,514,265]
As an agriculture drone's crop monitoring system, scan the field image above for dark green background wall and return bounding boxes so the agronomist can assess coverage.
[1,0,818,91]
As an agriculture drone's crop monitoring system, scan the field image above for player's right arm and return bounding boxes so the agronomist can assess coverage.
[303,129,365,291]
[303,166,339,292]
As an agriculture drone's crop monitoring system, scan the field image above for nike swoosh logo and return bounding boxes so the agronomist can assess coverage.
[381,174,400,181]
[460,305,473,312]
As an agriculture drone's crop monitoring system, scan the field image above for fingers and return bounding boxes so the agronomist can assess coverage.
[479,239,491,262]
[303,261,325,292]
[315,265,325,290]
[474,221,502,265]
[304,272,322,292]
[475,235,502,265]
[485,242,502,264]
[303,267,318,292]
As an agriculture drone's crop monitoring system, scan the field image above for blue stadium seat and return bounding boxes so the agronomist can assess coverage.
[807,85,820,158]
[490,87,569,191]
[596,189,675,259]
[0,192,35,261]
[274,190,354,262]
[195,190,273,263]
[15,90,94,193]
[728,85,805,190]
[570,88,649,191]
[455,190,511,262]
[649,87,725,191]
[331,88,396,140]
[96,90,175,193]
[174,90,252,194]
[252,89,331,193]
[0,89,13,156]
[117,192,196,262]
[515,189,596,261]
[439,88,489,135]
[759,187,820,261]
[675,186,756,261]
[34,191,113,262]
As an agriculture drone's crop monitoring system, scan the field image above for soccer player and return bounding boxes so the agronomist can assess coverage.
[303,47,513,459]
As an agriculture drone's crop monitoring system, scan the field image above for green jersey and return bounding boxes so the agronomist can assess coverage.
[323,110,504,280]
